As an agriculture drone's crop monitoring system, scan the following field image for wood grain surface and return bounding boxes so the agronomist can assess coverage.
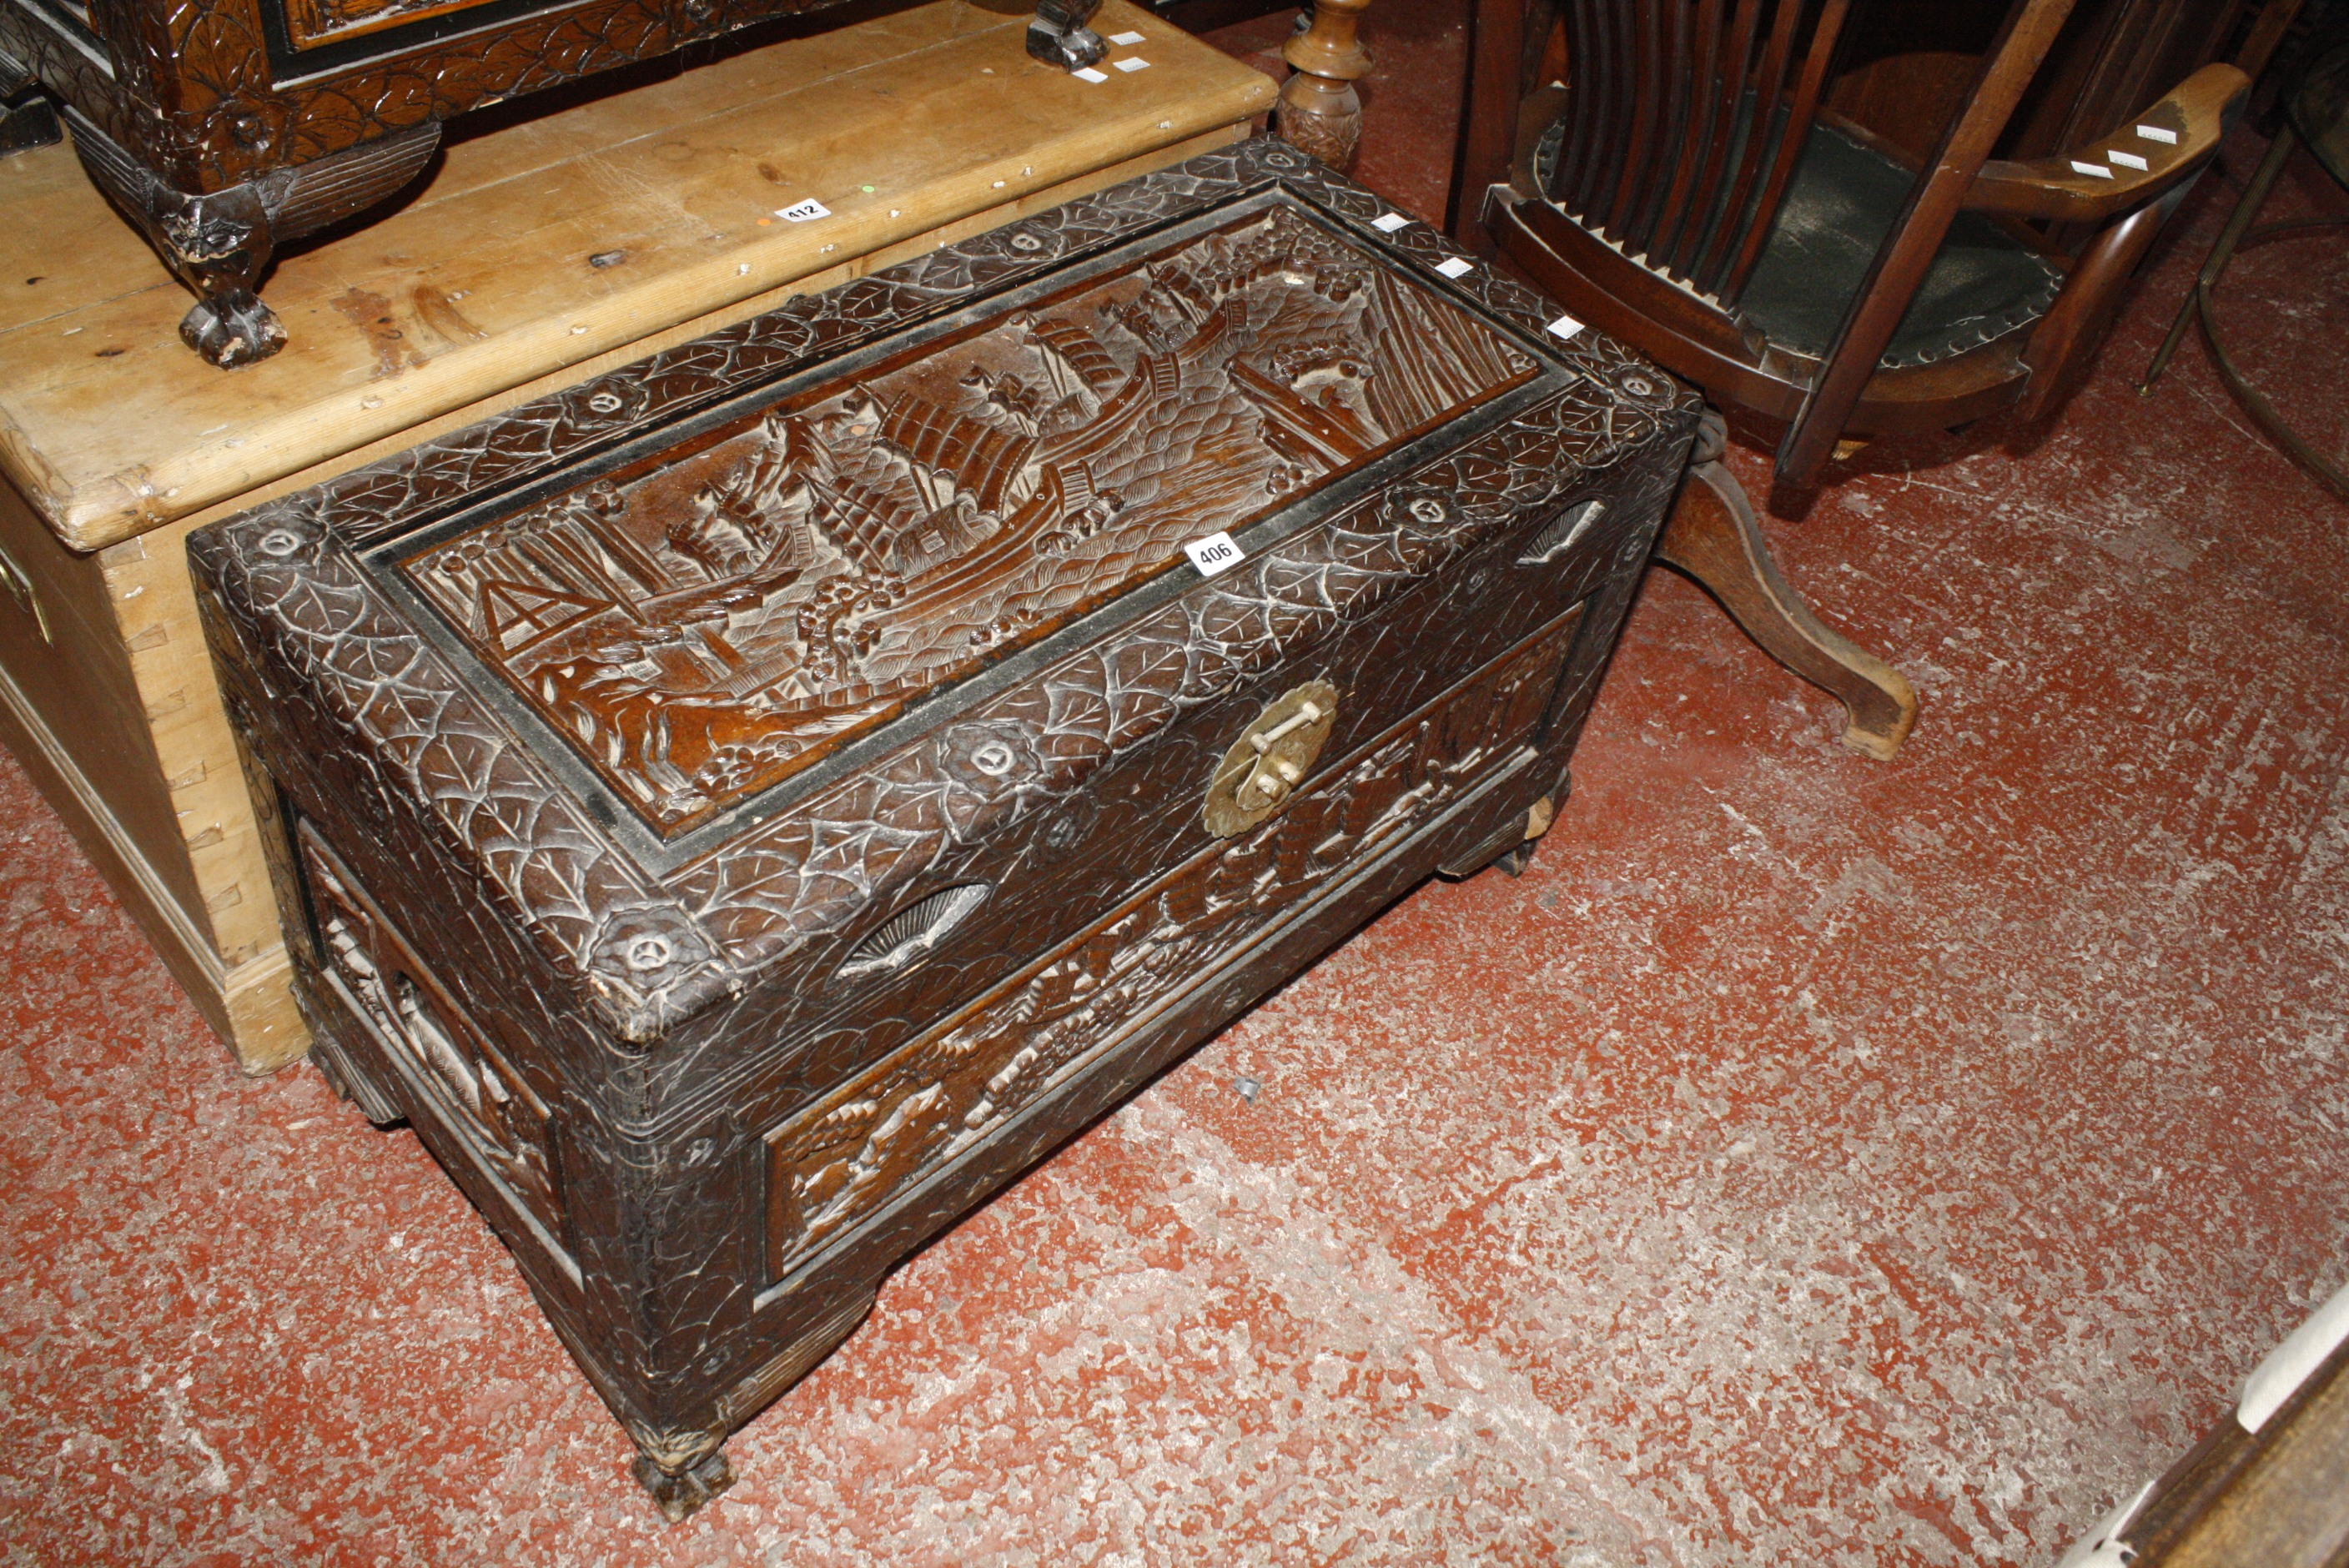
[0,0,1273,552]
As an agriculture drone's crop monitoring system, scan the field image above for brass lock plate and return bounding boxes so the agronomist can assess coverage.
[1202,680,1339,838]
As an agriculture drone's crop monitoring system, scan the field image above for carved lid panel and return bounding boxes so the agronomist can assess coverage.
[393,207,1538,836]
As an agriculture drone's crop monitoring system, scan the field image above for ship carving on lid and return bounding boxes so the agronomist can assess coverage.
[400,208,1540,834]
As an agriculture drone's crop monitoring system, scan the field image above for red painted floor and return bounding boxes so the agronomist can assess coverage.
[6,9,2348,1565]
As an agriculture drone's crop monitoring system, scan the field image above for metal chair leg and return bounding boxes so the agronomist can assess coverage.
[2142,126,2299,391]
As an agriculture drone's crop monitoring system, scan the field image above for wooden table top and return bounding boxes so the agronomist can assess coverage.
[0,0,1273,553]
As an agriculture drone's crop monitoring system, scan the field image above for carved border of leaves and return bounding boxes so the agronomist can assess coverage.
[199,136,1692,1043]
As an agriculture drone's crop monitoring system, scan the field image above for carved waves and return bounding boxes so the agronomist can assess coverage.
[398,207,1537,834]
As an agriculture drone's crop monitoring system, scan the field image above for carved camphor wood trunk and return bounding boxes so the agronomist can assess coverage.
[191,137,1698,1520]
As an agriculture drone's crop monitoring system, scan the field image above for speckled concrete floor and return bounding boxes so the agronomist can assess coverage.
[6,9,2348,1566]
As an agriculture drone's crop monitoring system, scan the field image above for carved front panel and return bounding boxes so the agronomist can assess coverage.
[273,0,533,50]
[762,601,1585,1283]
[396,207,1537,836]
[294,822,571,1254]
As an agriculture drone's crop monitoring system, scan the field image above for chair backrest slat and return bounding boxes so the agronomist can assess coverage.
[1603,0,1667,235]
[1624,0,1696,254]
[1587,0,1635,216]
[1555,0,1610,213]
[1690,0,1808,294]
[1662,0,1764,282]
[1647,0,1724,269]
[1719,0,1854,305]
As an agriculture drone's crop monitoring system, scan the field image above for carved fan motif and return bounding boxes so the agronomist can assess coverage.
[837,884,992,980]
[400,207,1539,833]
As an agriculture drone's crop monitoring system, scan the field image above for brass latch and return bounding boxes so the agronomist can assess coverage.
[1202,680,1339,837]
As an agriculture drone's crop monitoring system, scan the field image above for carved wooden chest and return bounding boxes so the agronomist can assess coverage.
[191,138,1698,1519]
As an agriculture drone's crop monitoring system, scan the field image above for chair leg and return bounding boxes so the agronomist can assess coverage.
[2142,125,2298,392]
[1656,438,1919,761]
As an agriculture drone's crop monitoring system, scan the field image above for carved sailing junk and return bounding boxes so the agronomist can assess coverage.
[400,209,1536,832]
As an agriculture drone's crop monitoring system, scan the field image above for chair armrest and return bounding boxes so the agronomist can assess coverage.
[1964,63,2249,223]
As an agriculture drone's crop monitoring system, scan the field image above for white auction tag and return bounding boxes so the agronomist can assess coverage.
[2136,123,2178,144]
[1547,314,1585,342]
[1371,212,1411,233]
[1434,257,1476,279]
[776,199,832,222]
[2070,159,2115,178]
[1114,56,1150,72]
[1185,531,1246,578]
[1109,30,1145,45]
[1074,66,1109,83]
[2108,149,2149,170]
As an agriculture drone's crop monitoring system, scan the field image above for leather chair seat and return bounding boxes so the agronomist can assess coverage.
[1740,120,2064,369]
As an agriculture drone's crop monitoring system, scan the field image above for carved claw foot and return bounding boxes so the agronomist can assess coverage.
[1657,411,1919,761]
[1028,1,1108,71]
[65,112,440,368]
[633,1447,735,1523]
[180,289,286,369]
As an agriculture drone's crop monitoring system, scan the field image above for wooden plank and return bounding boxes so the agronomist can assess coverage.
[0,0,1275,552]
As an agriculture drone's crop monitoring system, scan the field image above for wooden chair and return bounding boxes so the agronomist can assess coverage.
[1447,0,2259,759]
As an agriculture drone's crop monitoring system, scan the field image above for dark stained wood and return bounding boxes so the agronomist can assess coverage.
[1446,0,1527,248]
[1665,0,1763,280]
[2054,1319,2349,1566]
[1719,0,1853,305]
[1027,0,1111,68]
[1691,0,1804,294]
[397,204,1537,835]
[1774,0,2084,482]
[189,137,1698,1520]
[1457,0,2271,488]
[2015,188,2173,418]
[1647,0,1723,262]
[1969,62,2249,222]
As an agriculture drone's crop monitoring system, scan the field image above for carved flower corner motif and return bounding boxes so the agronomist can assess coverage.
[236,510,325,566]
[1586,355,1681,413]
[953,221,1064,266]
[553,375,654,429]
[935,720,1045,794]
[1382,485,1461,535]
[589,909,716,995]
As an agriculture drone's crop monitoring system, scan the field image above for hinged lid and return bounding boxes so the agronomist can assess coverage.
[385,204,1541,836]
[194,137,1691,1042]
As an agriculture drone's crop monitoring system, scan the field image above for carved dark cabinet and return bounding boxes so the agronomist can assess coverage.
[0,0,1114,366]
[191,138,1698,1520]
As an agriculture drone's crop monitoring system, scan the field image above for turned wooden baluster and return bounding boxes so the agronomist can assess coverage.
[1279,0,1371,170]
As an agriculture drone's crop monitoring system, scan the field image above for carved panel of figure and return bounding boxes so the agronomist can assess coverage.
[397,208,1537,833]
[295,821,571,1259]
[764,601,1584,1279]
